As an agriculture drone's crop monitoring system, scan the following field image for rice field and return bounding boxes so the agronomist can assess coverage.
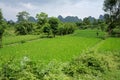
[0,30,120,80]
[0,30,119,63]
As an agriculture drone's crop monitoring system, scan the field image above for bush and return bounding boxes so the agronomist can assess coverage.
[57,23,76,35]
[112,27,120,37]
[64,55,106,77]
[0,52,119,80]
[15,22,34,35]
[63,52,117,79]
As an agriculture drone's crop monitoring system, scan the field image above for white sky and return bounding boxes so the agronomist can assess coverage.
[0,0,105,21]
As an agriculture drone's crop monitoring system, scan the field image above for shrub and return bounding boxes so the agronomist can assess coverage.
[0,52,119,80]
[57,23,76,35]
[62,52,116,79]
[15,22,34,35]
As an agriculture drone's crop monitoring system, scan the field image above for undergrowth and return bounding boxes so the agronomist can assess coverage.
[0,51,120,80]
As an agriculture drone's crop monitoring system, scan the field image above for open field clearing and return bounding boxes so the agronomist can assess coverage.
[0,35,101,63]
[0,30,120,80]
[2,35,41,45]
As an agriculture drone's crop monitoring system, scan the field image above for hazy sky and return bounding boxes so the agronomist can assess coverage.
[0,0,105,21]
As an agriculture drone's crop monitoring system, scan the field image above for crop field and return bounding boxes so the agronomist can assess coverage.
[2,35,41,45]
[0,30,102,63]
[0,30,120,62]
[97,38,120,52]
[0,30,120,80]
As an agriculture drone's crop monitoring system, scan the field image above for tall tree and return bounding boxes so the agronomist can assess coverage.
[0,9,4,48]
[103,0,120,34]
[16,11,30,22]
[48,17,59,37]
[83,17,91,25]
[16,11,34,35]
[36,12,48,28]
[42,23,51,37]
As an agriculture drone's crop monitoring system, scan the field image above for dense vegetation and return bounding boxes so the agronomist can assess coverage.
[0,0,120,79]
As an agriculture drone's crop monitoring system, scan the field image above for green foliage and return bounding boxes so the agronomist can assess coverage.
[57,25,65,35]
[15,22,34,35]
[0,52,120,80]
[63,53,107,77]
[64,23,76,34]
[0,25,4,35]
[111,26,120,37]
[83,17,91,25]
[63,52,120,80]
[0,30,120,79]
[57,23,76,35]
[0,9,5,48]
[48,17,59,37]
[16,11,30,22]
[103,0,120,35]
[36,12,48,28]
[42,23,51,37]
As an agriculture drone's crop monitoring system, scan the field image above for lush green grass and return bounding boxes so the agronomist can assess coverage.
[1,30,119,62]
[0,36,101,63]
[0,29,120,80]
[97,38,120,52]
[3,35,41,45]
[72,29,106,38]
[0,30,104,63]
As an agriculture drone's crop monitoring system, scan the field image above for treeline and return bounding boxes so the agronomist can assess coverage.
[15,12,76,37]
[0,0,120,47]
[0,10,76,48]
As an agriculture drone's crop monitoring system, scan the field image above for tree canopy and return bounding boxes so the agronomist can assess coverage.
[103,0,120,34]
[48,17,59,37]
[36,12,48,26]
[16,11,30,22]
[0,9,5,48]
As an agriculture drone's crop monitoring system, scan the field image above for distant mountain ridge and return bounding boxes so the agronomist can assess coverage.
[58,15,104,23]
[5,15,105,23]
[58,15,82,22]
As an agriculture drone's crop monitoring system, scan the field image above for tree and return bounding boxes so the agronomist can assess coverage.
[15,22,34,35]
[0,9,5,48]
[16,11,30,22]
[103,0,120,35]
[42,23,51,37]
[57,23,76,35]
[36,12,48,28]
[16,11,34,35]
[48,17,59,37]
[63,23,76,34]
[83,17,91,25]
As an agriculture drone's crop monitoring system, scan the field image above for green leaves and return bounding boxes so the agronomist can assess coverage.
[103,0,120,35]
[15,22,34,35]
[16,11,30,22]
[36,12,48,26]
[48,17,59,37]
